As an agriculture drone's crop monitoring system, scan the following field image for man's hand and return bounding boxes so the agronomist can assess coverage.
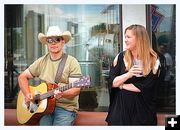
[24,93,33,108]
[54,89,63,99]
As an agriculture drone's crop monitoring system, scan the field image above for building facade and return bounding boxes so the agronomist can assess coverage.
[4,4,176,113]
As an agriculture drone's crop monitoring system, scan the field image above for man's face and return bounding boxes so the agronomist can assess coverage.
[159,45,166,54]
[46,36,65,53]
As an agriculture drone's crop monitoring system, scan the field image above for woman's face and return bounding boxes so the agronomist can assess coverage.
[124,29,136,51]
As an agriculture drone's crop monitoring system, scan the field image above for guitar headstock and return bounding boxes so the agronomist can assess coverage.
[73,76,91,88]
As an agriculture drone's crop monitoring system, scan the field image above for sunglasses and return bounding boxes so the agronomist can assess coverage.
[46,37,64,44]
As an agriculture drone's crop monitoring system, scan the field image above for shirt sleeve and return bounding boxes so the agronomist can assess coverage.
[132,59,160,93]
[132,71,159,113]
[133,72,158,92]
[107,52,123,93]
[69,57,82,78]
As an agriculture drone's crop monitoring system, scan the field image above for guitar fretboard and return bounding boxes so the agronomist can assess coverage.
[39,83,73,100]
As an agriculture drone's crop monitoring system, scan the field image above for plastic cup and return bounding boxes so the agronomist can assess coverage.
[133,59,143,77]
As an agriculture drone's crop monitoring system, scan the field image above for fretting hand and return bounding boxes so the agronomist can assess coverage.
[54,89,63,99]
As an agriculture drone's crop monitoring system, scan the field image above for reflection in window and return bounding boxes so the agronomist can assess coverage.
[151,4,176,113]
[5,5,121,111]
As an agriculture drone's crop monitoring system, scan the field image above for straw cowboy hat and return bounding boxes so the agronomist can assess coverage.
[38,26,71,44]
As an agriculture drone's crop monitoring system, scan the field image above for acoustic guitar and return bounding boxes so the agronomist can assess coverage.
[16,76,90,125]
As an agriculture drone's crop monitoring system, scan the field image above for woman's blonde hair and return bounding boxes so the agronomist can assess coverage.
[124,24,158,76]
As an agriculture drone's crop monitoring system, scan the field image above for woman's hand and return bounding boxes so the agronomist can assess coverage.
[127,65,143,78]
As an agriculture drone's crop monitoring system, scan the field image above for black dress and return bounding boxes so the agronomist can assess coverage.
[106,52,158,125]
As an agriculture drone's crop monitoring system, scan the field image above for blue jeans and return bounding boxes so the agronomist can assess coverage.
[39,107,77,126]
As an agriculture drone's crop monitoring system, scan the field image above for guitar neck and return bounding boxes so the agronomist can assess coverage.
[39,83,73,100]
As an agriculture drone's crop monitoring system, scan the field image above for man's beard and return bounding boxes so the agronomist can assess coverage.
[49,48,61,54]
[53,50,61,54]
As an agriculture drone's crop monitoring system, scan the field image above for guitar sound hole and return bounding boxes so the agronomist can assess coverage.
[29,102,38,113]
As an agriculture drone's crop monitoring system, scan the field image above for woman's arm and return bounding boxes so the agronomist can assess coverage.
[112,65,142,88]
[120,83,141,92]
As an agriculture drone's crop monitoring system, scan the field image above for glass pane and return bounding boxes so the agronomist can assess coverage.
[4,5,25,108]
[151,4,176,113]
[4,4,121,111]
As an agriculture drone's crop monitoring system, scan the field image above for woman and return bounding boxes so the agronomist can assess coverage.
[106,24,160,125]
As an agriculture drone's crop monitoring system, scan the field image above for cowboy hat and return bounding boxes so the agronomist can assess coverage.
[38,26,71,44]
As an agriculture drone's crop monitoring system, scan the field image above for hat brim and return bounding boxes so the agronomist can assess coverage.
[38,31,71,44]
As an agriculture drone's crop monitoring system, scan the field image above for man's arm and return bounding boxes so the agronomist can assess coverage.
[18,69,34,103]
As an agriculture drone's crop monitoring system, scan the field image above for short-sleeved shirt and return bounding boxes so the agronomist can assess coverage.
[28,53,82,112]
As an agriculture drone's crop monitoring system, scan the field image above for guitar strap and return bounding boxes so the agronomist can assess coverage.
[54,53,68,84]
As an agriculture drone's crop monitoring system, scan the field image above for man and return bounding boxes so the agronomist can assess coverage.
[18,26,82,125]
[159,44,173,81]
[159,44,173,104]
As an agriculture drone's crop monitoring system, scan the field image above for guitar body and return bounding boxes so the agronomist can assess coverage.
[16,76,90,125]
[17,83,56,125]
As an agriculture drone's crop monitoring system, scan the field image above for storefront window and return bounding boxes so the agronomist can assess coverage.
[151,4,176,113]
[4,4,121,111]
[5,4,175,114]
